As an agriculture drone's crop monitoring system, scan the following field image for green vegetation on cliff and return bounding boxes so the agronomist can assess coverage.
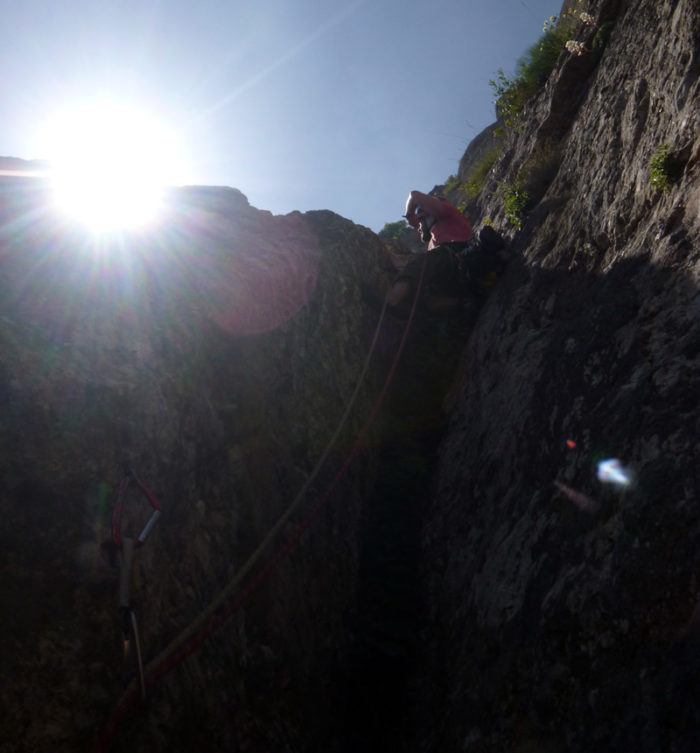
[490,9,582,131]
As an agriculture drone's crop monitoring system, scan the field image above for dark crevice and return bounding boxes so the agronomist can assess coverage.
[337,312,466,752]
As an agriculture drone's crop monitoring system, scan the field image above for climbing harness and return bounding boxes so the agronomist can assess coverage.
[96,255,428,752]
[111,464,162,701]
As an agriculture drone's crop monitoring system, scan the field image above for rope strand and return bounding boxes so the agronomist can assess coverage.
[96,259,428,751]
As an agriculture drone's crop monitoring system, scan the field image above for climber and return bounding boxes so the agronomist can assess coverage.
[387,190,474,312]
[387,190,507,315]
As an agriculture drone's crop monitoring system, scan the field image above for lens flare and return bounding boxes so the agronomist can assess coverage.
[554,480,600,514]
[597,458,633,488]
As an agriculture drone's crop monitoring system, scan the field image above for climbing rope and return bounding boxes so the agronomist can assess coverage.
[96,256,428,752]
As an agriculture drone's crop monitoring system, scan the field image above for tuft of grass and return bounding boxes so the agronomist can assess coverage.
[464,145,501,197]
[444,174,460,193]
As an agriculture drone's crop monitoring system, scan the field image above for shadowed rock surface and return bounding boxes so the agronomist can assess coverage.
[0,184,396,752]
[416,0,700,750]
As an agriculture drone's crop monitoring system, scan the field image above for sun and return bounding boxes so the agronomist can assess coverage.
[42,102,184,232]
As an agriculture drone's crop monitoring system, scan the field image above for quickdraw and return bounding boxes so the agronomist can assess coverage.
[111,463,162,700]
[112,465,161,549]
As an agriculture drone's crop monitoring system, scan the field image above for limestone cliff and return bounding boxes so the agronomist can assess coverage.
[417,0,700,751]
[1,0,699,751]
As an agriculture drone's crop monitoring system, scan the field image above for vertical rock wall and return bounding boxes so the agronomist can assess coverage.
[418,1,700,750]
[0,185,392,752]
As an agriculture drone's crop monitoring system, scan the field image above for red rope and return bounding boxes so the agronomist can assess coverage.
[96,255,428,751]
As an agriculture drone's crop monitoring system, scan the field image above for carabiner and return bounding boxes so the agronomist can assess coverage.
[112,465,162,549]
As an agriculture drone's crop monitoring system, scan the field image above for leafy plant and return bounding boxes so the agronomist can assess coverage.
[489,68,528,131]
[500,182,529,228]
[649,144,672,192]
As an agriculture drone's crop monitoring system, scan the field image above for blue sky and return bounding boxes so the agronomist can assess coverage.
[2,0,562,231]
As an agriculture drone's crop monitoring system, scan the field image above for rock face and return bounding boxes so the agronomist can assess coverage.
[0,184,394,752]
[1,0,700,751]
[416,0,700,751]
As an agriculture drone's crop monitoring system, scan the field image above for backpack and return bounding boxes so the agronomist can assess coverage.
[456,226,509,299]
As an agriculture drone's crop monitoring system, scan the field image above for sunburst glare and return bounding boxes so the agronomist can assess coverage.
[40,102,185,233]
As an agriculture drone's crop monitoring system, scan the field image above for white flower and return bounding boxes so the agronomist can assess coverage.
[565,40,589,56]
[580,12,596,26]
